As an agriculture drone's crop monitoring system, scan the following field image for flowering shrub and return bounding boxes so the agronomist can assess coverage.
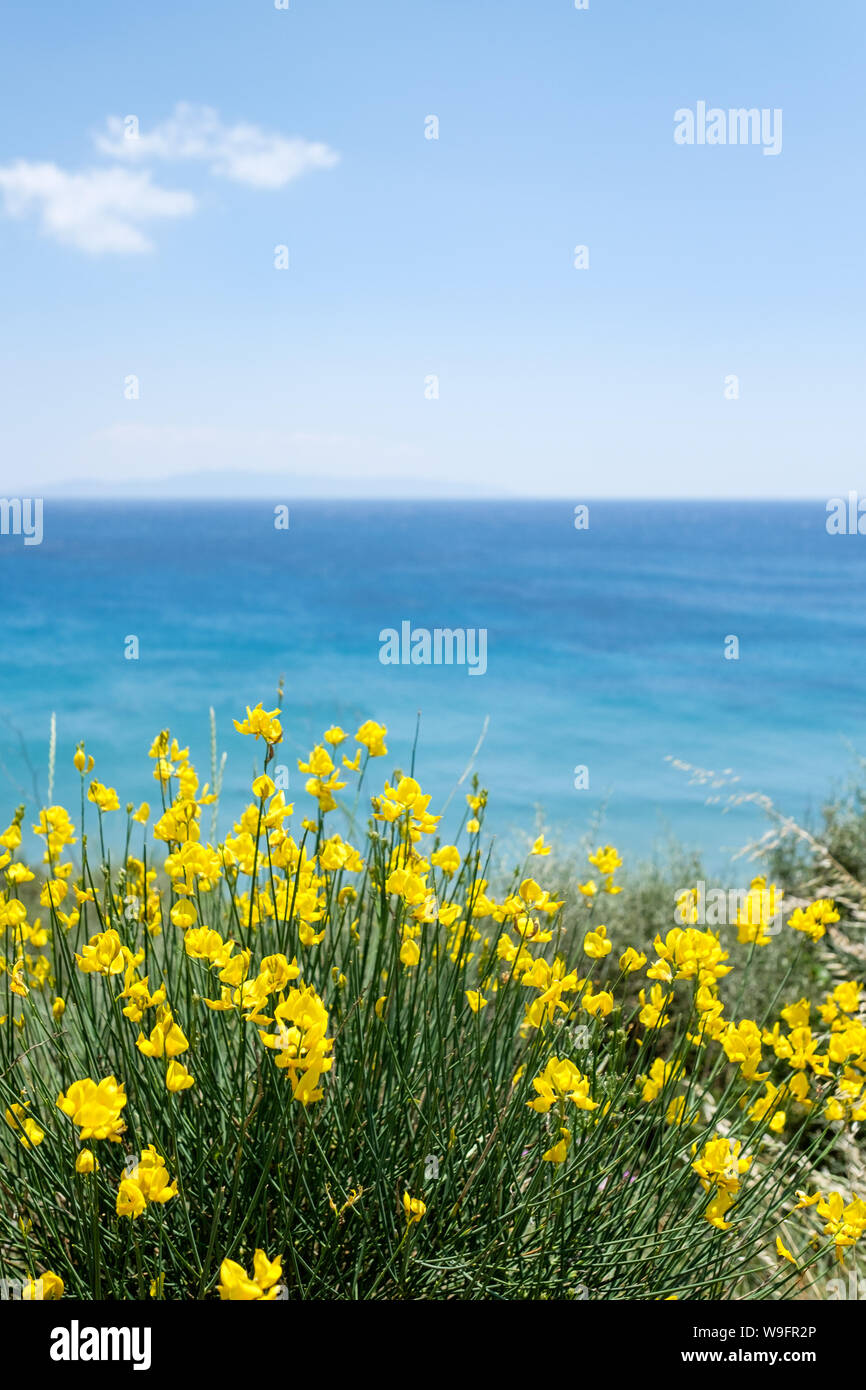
[0,704,864,1299]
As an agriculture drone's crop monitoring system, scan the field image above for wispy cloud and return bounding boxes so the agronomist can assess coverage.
[93,103,340,189]
[0,161,196,253]
[0,104,338,255]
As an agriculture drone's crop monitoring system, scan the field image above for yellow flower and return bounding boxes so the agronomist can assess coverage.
[583,988,613,1019]
[431,845,461,876]
[75,1148,98,1174]
[5,1103,44,1148]
[5,862,34,885]
[403,1191,426,1224]
[218,1250,284,1300]
[116,1179,147,1219]
[588,845,622,875]
[703,1188,735,1231]
[583,924,612,959]
[542,1127,572,1164]
[530,835,551,856]
[257,953,301,993]
[234,703,283,744]
[665,1096,698,1127]
[816,1191,866,1262]
[32,806,77,856]
[747,1081,787,1131]
[794,1190,822,1210]
[87,780,120,813]
[166,1060,195,1092]
[75,929,128,976]
[328,1186,364,1220]
[116,1145,178,1218]
[57,1076,127,1142]
[136,1005,190,1059]
[640,1057,682,1103]
[355,720,388,757]
[40,878,68,909]
[400,937,421,968]
[619,947,646,973]
[528,1057,598,1114]
[23,1271,64,1300]
[298,745,334,777]
[519,877,543,904]
[219,948,252,988]
[832,980,861,1015]
[169,900,197,930]
[0,898,26,929]
[639,984,672,1029]
[692,1134,751,1229]
[259,985,334,1105]
[722,1019,768,1081]
[787,897,840,942]
[466,990,488,1013]
[9,958,28,997]
[0,819,23,850]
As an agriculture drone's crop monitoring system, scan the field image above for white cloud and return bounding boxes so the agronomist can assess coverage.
[0,105,336,255]
[94,103,339,189]
[0,161,196,253]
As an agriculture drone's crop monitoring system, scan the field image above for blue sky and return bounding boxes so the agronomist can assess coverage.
[0,0,862,496]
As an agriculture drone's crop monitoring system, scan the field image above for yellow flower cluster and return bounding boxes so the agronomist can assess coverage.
[691,1134,752,1230]
[4,702,866,1299]
[116,1146,178,1218]
[259,984,334,1105]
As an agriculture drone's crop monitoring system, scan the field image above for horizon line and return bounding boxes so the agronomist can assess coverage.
[12,492,839,503]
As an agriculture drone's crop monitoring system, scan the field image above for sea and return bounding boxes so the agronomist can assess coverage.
[3,498,865,874]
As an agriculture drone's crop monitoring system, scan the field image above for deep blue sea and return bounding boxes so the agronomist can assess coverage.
[3,499,865,872]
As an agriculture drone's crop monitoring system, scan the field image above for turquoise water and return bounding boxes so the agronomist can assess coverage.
[3,499,865,869]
